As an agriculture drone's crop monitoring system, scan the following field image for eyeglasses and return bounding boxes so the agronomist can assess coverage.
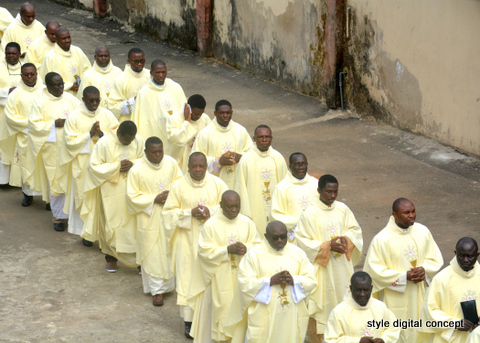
[292,162,308,168]
[86,98,101,103]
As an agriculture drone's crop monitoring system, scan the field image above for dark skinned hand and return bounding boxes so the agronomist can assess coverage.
[458,319,474,332]
[359,337,375,343]
[55,118,66,127]
[219,152,236,166]
[228,242,247,255]
[71,82,79,92]
[373,338,385,343]
[331,236,347,254]
[90,121,100,137]
[154,190,169,205]
[407,267,426,284]
[120,159,133,173]
[192,206,210,220]
[8,87,16,94]
[234,153,242,163]
[270,270,294,286]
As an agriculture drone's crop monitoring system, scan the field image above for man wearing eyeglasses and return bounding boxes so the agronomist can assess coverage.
[0,42,22,185]
[1,3,45,60]
[59,86,119,243]
[40,27,91,96]
[270,152,319,244]
[106,48,150,122]
[224,220,317,342]
[2,63,44,206]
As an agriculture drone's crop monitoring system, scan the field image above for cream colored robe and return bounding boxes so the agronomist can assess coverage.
[235,145,288,236]
[0,60,22,174]
[77,61,122,110]
[187,211,261,342]
[1,14,44,55]
[105,65,150,121]
[224,239,317,343]
[324,290,401,343]
[26,89,81,200]
[419,257,480,343]
[466,327,480,343]
[270,171,319,243]
[192,117,252,189]
[40,43,91,95]
[166,108,211,174]
[364,216,444,343]
[3,80,44,187]
[126,155,182,278]
[162,173,228,308]
[0,7,14,40]
[24,33,54,71]
[295,198,364,334]
[80,132,144,266]
[59,105,119,213]
[131,78,186,154]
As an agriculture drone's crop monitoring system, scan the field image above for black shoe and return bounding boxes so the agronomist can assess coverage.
[46,203,51,211]
[53,223,65,232]
[185,322,193,339]
[21,194,33,207]
[82,239,93,247]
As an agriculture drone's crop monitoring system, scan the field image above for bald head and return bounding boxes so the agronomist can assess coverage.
[55,27,71,51]
[265,221,288,251]
[455,237,479,272]
[20,3,35,26]
[392,198,413,212]
[220,191,241,220]
[45,21,60,43]
[95,46,111,68]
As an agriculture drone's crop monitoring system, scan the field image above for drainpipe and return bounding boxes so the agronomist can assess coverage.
[339,71,347,110]
[197,0,213,57]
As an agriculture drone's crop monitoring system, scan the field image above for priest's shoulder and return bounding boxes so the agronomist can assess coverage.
[287,242,309,260]
[236,213,255,226]
[411,221,433,236]
[370,296,391,311]
[429,264,453,285]
[269,146,285,159]
[167,78,184,90]
[70,45,87,55]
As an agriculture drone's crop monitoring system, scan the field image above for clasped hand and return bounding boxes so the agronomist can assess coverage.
[270,270,294,286]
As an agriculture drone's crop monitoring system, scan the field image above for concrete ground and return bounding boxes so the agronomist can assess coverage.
[1,1,479,342]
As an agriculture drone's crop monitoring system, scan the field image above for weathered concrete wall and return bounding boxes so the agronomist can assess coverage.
[345,0,480,155]
[212,0,327,97]
[109,0,197,50]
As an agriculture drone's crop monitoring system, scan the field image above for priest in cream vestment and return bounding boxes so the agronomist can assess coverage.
[0,7,14,41]
[364,198,443,343]
[224,221,317,343]
[40,27,91,96]
[0,43,22,184]
[162,152,228,337]
[3,63,44,204]
[26,72,81,231]
[131,59,186,155]
[24,21,59,72]
[270,152,318,244]
[126,137,182,305]
[192,100,251,190]
[234,125,287,236]
[466,328,480,343]
[77,46,122,110]
[325,271,401,343]
[1,4,44,58]
[81,121,143,271]
[59,86,119,237]
[105,47,150,122]
[419,237,480,343]
[166,94,211,174]
[187,190,261,342]
[296,174,363,337]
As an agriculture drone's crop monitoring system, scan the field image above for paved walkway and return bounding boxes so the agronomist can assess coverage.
[1,1,479,342]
